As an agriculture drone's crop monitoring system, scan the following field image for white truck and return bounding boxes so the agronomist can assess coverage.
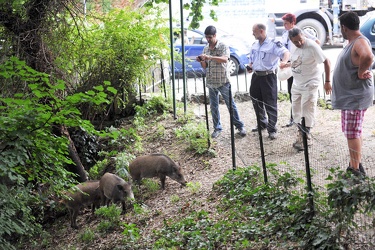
[266,0,375,45]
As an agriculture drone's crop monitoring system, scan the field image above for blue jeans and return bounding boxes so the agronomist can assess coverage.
[208,82,244,131]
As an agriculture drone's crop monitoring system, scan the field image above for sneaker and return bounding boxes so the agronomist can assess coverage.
[251,126,266,132]
[211,130,221,138]
[238,127,247,137]
[268,132,277,140]
[292,131,304,151]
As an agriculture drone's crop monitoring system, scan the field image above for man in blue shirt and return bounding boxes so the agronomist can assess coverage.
[247,23,290,140]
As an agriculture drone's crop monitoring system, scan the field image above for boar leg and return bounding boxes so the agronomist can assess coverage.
[70,209,79,229]
[160,175,166,189]
[121,201,126,214]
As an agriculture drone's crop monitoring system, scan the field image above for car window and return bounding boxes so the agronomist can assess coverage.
[372,22,375,33]
[186,30,204,44]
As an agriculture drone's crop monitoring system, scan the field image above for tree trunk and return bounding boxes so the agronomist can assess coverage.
[61,126,88,182]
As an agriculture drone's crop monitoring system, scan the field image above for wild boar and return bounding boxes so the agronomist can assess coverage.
[63,180,101,229]
[99,173,134,214]
[129,153,187,189]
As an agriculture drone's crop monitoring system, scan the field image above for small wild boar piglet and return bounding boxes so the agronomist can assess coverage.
[99,173,134,214]
[129,153,187,189]
[63,180,101,229]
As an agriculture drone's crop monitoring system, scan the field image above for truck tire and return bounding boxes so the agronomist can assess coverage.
[297,18,326,46]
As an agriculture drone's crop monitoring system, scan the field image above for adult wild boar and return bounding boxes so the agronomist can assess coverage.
[62,180,101,229]
[129,153,187,189]
[99,173,134,214]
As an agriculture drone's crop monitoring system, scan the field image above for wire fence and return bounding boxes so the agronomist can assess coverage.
[141,67,375,247]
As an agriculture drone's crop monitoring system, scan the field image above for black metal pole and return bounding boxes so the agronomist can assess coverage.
[202,77,211,148]
[228,84,236,170]
[255,102,268,183]
[301,117,314,216]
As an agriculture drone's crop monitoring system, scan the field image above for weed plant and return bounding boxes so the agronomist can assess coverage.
[175,121,210,155]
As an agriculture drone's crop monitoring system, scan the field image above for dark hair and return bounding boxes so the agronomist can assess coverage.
[282,13,296,24]
[339,11,360,30]
[204,25,217,36]
[288,27,303,39]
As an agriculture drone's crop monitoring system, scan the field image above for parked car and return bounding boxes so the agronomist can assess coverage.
[173,29,250,77]
[359,10,375,56]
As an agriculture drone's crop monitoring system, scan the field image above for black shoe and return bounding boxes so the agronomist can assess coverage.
[359,163,366,176]
[346,166,365,179]
[251,127,266,132]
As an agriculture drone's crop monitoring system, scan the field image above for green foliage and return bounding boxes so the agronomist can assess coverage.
[50,7,170,117]
[142,179,160,192]
[175,121,210,154]
[78,229,96,243]
[0,56,113,245]
[122,223,141,243]
[114,152,135,181]
[145,0,222,29]
[89,158,109,180]
[95,205,122,232]
[317,98,333,109]
[277,91,290,102]
[186,181,201,194]
[133,95,172,128]
[0,184,41,250]
[170,194,180,203]
[153,165,375,249]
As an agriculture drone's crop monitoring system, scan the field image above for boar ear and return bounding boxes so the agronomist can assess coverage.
[116,184,124,191]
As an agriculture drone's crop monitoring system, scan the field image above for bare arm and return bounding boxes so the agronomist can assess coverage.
[352,38,373,79]
[279,51,290,69]
[323,58,332,95]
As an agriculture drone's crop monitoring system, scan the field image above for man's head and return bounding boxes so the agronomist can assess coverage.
[282,13,296,31]
[204,25,217,45]
[252,23,267,41]
[339,11,360,39]
[288,27,306,48]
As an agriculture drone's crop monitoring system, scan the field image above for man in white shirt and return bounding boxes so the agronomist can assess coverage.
[287,27,331,151]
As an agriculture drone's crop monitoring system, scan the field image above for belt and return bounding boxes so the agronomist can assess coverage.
[254,70,275,76]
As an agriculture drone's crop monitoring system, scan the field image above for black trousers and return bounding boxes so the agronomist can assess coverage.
[250,73,278,133]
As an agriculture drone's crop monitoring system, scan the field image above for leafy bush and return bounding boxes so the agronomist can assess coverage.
[175,121,210,154]
[0,57,113,245]
[95,205,122,232]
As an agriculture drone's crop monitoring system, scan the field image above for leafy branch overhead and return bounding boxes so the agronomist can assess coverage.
[145,0,223,29]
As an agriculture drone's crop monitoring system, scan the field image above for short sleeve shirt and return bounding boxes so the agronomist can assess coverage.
[290,38,326,87]
[203,40,231,88]
[249,37,288,71]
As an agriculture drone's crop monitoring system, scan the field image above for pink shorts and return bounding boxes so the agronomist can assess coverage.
[341,110,366,139]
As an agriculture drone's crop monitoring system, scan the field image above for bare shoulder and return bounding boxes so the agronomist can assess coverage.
[353,37,372,55]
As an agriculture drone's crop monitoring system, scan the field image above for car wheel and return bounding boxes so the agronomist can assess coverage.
[228,56,239,76]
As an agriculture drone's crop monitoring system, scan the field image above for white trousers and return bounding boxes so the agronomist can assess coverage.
[291,84,319,128]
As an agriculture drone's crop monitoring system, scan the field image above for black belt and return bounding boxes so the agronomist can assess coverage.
[254,70,275,76]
